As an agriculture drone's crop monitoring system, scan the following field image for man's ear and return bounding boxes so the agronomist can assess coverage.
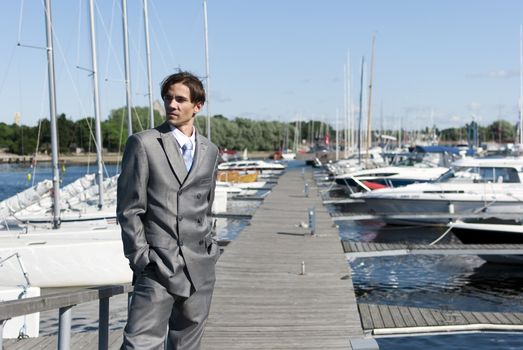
[193,102,203,114]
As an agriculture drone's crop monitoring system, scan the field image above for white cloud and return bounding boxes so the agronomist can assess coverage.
[466,70,519,79]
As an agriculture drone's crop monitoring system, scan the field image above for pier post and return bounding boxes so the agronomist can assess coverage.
[98,297,109,350]
[308,206,316,235]
[58,306,72,350]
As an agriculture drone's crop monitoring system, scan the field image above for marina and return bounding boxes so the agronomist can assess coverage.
[2,0,523,349]
[1,163,523,349]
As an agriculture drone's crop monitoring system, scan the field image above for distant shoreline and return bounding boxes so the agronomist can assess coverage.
[0,151,273,165]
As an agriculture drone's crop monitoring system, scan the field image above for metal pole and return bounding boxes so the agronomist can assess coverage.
[58,306,72,350]
[44,0,60,229]
[143,0,154,128]
[203,0,211,140]
[122,0,133,137]
[98,298,109,350]
[88,0,104,210]
[308,206,316,235]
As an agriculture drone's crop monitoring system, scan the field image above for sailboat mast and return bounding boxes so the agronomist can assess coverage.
[335,109,339,161]
[43,0,60,229]
[357,56,365,164]
[88,0,104,210]
[519,25,523,145]
[203,0,211,140]
[365,35,376,160]
[143,0,154,128]
[122,0,133,137]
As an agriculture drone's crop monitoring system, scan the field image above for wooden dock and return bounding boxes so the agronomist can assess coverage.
[201,168,369,349]
[359,303,523,336]
[341,241,523,258]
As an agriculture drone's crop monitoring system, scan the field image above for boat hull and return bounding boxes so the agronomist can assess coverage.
[0,229,132,287]
[363,198,523,225]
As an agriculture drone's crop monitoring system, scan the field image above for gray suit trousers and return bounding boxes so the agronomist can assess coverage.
[121,270,215,350]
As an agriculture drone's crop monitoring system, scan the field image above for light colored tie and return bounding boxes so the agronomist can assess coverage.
[182,140,193,171]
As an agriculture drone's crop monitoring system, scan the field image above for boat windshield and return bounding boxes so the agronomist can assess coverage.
[434,166,521,183]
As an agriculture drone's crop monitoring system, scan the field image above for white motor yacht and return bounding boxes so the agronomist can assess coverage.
[353,157,523,225]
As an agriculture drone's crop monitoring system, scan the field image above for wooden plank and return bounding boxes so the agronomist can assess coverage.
[377,304,395,328]
[460,310,480,324]
[395,305,417,328]
[418,307,438,326]
[471,312,490,324]
[357,303,374,330]
[388,305,407,328]
[503,313,523,324]
[367,304,385,329]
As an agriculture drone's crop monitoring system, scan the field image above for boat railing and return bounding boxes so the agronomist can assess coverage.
[0,283,132,350]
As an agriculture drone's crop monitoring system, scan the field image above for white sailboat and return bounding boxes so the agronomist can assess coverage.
[0,0,131,291]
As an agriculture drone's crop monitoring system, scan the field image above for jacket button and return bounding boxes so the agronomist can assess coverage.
[179,240,184,246]
[179,189,183,195]
[179,216,183,221]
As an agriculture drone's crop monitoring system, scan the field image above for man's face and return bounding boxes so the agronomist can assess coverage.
[163,83,202,127]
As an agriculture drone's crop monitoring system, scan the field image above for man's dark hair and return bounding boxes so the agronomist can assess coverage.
[160,71,206,105]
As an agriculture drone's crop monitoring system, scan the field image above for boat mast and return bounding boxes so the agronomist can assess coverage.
[122,0,133,137]
[335,109,339,161]
[203,0,211,140]
[519,25,523,147]
[357,56,365,164]
[143,0,154,128]
[43,0,60,229]
[88,0,104,210]
[365,35,376,162]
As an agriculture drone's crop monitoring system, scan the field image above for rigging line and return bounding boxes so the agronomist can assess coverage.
[130,4,145,100]
[40,0,91,119]
[31,70,50,186]
[117,107,125,174]
[17,0,26,44]
[102,0,117,78]
[75,0,83,66]
[149,0,176,65]
[43,4,110,166]
[31,119,43,187]
[94,0,125,80]
[132,105,145,131]
[148,24,170,75]
[0,45,18,100]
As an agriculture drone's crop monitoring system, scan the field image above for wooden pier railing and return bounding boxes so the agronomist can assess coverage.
[0,283,132,350]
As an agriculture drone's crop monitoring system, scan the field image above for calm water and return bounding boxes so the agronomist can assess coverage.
[0,162,120,200]
[325,177,523,350]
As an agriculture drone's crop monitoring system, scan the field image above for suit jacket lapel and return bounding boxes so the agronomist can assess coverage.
[189,132,208,182]
[158,122,188,184]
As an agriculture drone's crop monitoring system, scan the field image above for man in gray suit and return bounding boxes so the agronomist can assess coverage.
[117,71,220,349]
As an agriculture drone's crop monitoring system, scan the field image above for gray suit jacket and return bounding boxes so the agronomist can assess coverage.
[117,122,220,296]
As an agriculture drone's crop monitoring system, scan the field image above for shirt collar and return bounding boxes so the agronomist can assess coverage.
[170,125,196,149]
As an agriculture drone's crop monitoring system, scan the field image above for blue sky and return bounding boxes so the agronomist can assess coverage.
[1,0,523,131]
